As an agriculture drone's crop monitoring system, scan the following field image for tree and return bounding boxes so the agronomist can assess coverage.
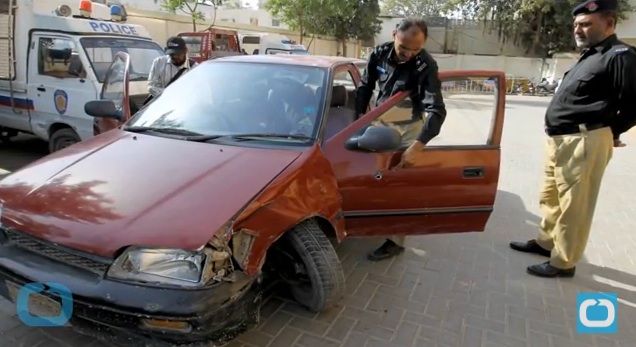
[322,0,382,55]
[162,0,223,31]
[264,0,325,44]
[382,0,451,18]
[451,0,633,57]
[266,0,382,52]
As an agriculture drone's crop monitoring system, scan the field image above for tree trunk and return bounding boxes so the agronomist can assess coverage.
[192,16,197,31]
[341,39,347,57]
[532,11,544,56]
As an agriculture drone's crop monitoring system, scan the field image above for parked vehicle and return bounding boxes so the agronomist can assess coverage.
[178,27,243,63]
[0,0,163,152]
[0,54,506,343]
[240,33,309,55]
[536,78,559,96]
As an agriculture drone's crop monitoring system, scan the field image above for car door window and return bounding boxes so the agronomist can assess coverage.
[323,69,358,139]
[38,37,86,79]
[374,77,498,148]
[428,77,498,146]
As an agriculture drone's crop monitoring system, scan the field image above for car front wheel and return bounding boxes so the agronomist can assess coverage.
[278,220,345,312]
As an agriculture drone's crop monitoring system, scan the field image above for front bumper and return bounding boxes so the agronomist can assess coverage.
[0,235,260,343]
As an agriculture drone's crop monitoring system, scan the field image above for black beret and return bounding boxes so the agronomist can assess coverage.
[572,0,618,16]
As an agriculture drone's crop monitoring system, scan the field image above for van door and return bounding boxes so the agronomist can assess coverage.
[27,33,97,147]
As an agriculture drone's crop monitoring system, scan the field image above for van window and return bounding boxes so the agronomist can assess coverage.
[37,37,86,79]
[80,38,164,82]
[180,35,202,55]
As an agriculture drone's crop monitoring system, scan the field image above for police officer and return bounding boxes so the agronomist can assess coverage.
[356,18,447,261]
[510,0,636,277]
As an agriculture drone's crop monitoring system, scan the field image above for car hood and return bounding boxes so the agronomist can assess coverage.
[0,131,302,258]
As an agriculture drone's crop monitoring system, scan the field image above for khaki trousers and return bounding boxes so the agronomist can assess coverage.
[535,127,613,269]
[373,118,425,246]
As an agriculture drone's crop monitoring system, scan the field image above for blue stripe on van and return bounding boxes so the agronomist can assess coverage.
[0,95,34,110]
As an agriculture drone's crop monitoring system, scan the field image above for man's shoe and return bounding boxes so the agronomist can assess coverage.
[527,261,575,278]
[367,240,404,261]
[509,239,551,257]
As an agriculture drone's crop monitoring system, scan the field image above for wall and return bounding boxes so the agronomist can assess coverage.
[216,8,287,29]
[616,0,636,40]
[119,0,216,20]
[431,53,578,82]
[377,16,529,57]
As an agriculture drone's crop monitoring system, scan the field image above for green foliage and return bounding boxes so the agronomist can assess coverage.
[452,0,633,56]
[382,0,450,17]
[266,0,382,51]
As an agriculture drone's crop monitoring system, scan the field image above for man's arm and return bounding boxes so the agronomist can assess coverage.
[147,57,164,98]
[609,49,636,139]
[416,62,446,144]
[355,51,380,116]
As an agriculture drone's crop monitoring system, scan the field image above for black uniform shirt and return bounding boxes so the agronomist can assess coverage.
[545,34,636,139]
[355,42,447,144]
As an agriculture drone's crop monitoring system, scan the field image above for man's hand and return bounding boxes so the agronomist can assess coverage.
[614,138,627,147]
[395,140,425,169]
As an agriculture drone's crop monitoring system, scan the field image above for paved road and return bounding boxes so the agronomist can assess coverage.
[2,96,636,346]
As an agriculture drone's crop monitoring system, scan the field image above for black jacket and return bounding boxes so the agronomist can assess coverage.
[355,42,447,144]
[546,34,636,139]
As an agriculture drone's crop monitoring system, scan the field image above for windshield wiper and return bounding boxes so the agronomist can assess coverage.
[230,133,313,142]
[186,133,313,143]
[124,126,204,137]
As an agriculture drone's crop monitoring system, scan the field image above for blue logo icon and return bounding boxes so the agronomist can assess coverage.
[576,292,618,334]
[17,282,73,327]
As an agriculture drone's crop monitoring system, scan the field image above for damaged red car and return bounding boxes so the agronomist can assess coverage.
[0,53,506,342]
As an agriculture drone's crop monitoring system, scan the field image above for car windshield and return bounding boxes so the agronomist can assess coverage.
[80,38,164,82]
[127,62,327,143]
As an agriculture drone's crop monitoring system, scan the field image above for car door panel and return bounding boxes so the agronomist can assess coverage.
[323,70,506,237]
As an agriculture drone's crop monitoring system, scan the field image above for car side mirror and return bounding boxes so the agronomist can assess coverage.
[84,100,122,120]
[345,125,402,152]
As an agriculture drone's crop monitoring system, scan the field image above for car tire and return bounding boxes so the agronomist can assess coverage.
[285,220,345,312]
[49,128,80,152]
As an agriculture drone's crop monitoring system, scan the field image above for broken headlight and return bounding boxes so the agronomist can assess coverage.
[107,248,213,287]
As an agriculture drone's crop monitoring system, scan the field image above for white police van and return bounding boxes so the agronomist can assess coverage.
[0,0,164,152]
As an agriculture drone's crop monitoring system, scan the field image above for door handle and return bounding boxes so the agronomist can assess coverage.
[463,167,484,178]
[37,87,46,92]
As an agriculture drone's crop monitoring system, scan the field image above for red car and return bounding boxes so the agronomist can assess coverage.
[0,53,505,342]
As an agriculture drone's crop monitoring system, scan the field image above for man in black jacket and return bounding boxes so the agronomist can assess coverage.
[356,18,447,261]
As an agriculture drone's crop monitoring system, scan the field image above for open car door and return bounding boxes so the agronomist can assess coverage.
[322,70,506,237]
[93,52,131,135]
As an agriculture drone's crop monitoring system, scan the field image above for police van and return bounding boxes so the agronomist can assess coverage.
[0,0,164,152]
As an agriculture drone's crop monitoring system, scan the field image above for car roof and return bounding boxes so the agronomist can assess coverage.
[213,54,366,68]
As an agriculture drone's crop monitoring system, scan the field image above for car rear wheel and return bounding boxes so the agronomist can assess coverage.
[49,128,80,152]
[279,220,345,312]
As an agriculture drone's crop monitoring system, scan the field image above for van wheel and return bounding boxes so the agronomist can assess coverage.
[49,128,80,152]
[0,128,17,144]
[279,220,345,312]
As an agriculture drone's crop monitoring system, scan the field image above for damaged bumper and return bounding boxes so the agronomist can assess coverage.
[0,234,260,343]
